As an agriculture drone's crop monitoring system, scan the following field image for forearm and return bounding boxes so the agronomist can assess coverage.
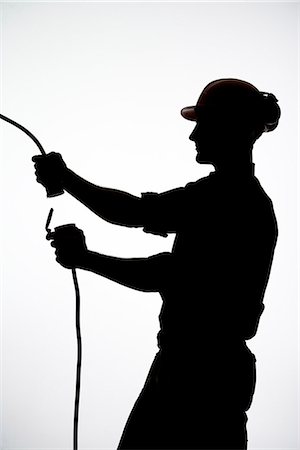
[78,251,172,292]
[63,169,144,226]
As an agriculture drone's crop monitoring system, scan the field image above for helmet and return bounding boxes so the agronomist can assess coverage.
[181,78,280,133]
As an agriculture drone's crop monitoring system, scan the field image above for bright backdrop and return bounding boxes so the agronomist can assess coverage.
[1,2,299,449]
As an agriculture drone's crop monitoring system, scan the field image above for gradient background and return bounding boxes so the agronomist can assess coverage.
[0,1,299,449]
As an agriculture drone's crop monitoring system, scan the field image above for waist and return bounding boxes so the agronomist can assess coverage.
[149,343,256,384]
[157,329,248,350]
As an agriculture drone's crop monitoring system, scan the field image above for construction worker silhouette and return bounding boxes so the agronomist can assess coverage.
[33,78,281,449]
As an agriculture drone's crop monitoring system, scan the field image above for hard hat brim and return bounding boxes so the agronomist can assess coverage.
[181,106,197,121]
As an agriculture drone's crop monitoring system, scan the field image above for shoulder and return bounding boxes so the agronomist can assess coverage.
[172,174,213,198]
[141,175,212,202]
[184,174,212,191]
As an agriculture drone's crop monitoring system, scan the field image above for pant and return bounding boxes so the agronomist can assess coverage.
[118,346,256,450]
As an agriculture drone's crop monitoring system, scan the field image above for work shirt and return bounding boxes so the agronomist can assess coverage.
[141,164,278,352]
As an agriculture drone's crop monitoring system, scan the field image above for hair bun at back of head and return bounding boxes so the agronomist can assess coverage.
[259,92,281,132]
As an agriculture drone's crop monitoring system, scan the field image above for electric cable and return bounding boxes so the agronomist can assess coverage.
[72,267,82,450]
[0,113,81,450]
[0,113,46,155]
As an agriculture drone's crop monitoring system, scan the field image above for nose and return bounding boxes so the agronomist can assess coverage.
[189,125,198,141]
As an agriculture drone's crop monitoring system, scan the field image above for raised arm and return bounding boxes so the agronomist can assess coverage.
[33,152,193,235]
[33,152,145,227]
[63,168,144,226]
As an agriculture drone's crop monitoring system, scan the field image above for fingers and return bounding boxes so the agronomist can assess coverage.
[32,153,66,187]
[33,155,55,187]
[55,249,77,269]
[46,226,87,269]
[48,232,80,247]
[48,228,87,269]
[48,234,79,269]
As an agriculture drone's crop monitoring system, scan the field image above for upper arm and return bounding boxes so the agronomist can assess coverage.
[140,178,208,237]
[140,188,186,236]
[140,180,206,237]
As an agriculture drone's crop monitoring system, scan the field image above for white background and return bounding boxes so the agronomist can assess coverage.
[0,1,299,449]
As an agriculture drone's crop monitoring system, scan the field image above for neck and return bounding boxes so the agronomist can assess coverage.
[213,142,253,172]
[212,156,254,176]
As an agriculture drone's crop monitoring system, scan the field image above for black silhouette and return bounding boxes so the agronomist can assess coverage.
[33,78,280,449]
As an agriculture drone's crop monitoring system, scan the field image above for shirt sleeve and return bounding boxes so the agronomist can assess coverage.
[141,178,208,236]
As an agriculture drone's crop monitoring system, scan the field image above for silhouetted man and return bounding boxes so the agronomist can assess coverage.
[33,78,281,449]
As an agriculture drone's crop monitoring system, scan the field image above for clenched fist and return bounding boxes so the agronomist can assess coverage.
[47,224,88,269]
[32,152,67,197]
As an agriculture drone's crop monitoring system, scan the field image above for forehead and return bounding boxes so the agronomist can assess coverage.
[194,104,256,127]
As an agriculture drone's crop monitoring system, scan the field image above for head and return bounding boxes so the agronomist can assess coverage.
[181,79,281,169]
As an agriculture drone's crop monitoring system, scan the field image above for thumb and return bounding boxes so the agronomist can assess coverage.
[32,155,45,162]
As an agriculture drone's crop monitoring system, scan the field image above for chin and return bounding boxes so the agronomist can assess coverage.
[196,153,212,165]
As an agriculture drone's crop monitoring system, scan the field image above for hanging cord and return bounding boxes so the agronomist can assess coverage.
[72,267,82,450]
[1,113,81,450]
[46,208,81,450]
